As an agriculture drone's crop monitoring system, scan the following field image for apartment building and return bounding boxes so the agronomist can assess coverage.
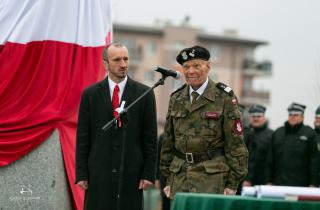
[113,22,272,132]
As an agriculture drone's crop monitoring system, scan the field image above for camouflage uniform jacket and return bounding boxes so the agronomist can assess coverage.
[160,79,248,196]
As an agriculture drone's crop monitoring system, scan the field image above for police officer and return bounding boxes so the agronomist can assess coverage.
[159,45,248,198]
[242,104,273,187]
[314,105,320,186]
[266,102,319,187]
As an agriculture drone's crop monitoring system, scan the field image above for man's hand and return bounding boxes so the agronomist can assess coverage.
[77,180,89,190]
[163,185,171,198]
[242,181,252,187]
[138,179,153,190]
[224,188,236,195]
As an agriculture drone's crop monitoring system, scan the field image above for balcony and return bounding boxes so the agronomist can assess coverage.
[241,89,270,105]
[242,59,272,77]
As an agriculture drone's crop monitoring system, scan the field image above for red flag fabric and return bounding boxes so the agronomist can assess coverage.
[0,1,112,209]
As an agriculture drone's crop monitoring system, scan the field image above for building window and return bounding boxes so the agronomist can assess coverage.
[245,48,253,59]
[209,46,220,62]
[117,38,142,62]
[117,38,135,50]
[144,70,155,82]
[145,41,157,56]
[128,66,136,78]
[243,78,252,91]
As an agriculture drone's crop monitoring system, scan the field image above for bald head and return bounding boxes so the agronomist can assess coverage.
[103,43,127,62]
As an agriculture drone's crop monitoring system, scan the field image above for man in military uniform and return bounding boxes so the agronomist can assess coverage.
[159,45,248,198]
[314,105,320,186]
[242,105,273,187]
[266,103,319,187]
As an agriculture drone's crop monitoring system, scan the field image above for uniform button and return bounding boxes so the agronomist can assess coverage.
[113,146,118,151]
[112,168,117,173]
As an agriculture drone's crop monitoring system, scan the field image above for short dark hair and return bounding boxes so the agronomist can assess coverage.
[103,43,125,61]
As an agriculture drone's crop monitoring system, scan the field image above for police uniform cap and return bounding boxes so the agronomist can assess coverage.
[315,105,320,117]
[287,102,306,115]
[248,104,266,117]
[176,45,210,65]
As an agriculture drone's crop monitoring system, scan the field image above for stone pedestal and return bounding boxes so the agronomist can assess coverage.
[0,130,73,210]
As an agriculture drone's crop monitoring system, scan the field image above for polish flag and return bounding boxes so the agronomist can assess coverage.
[0,0,112,209]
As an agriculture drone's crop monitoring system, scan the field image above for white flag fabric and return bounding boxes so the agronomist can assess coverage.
[0,0,112,46]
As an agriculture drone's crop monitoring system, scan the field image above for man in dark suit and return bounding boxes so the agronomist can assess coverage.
[75,43,157,210]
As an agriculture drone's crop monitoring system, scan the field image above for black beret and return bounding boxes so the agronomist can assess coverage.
[249,104,266,116]
[176,45,210,65]
[315,105,320,117]
[287,102,306,115]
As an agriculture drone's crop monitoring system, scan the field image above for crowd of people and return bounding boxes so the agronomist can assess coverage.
[75,42,320,210]
[239,103,320,192]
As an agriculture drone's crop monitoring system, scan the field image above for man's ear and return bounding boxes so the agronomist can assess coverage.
[206,61,212,72]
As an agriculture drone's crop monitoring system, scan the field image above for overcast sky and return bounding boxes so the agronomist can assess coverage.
[112,0,320,129]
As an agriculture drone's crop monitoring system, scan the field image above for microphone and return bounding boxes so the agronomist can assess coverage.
[154,66,180,79]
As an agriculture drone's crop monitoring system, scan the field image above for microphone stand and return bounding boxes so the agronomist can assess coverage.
[101,75,169,210]
[101,75,166,131]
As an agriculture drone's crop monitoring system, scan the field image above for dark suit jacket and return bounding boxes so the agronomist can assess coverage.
[76,77,157,210]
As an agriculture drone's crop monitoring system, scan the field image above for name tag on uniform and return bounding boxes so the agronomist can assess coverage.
[204,111,220,120]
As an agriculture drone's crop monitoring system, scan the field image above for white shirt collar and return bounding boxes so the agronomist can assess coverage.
[108,76,128,101]
[189,77,209,102]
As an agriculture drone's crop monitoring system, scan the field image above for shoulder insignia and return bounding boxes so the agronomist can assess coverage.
[171,84,187,96]
[216,82,234,96]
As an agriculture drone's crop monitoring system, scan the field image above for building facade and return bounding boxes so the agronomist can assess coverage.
[113,23,272,132]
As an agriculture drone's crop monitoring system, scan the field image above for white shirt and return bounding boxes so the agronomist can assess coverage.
[108,76,127,102]
[189,77,209,103]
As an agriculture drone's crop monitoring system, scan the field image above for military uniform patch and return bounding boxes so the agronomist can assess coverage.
[216,82,234,96]
[189,49,195,57]
[233,119,243,135]
[181,51,188,60]
[204,111,220,119]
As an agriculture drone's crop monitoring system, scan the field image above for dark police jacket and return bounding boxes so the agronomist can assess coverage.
[245,123,273,185]
[266,122,319,186]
